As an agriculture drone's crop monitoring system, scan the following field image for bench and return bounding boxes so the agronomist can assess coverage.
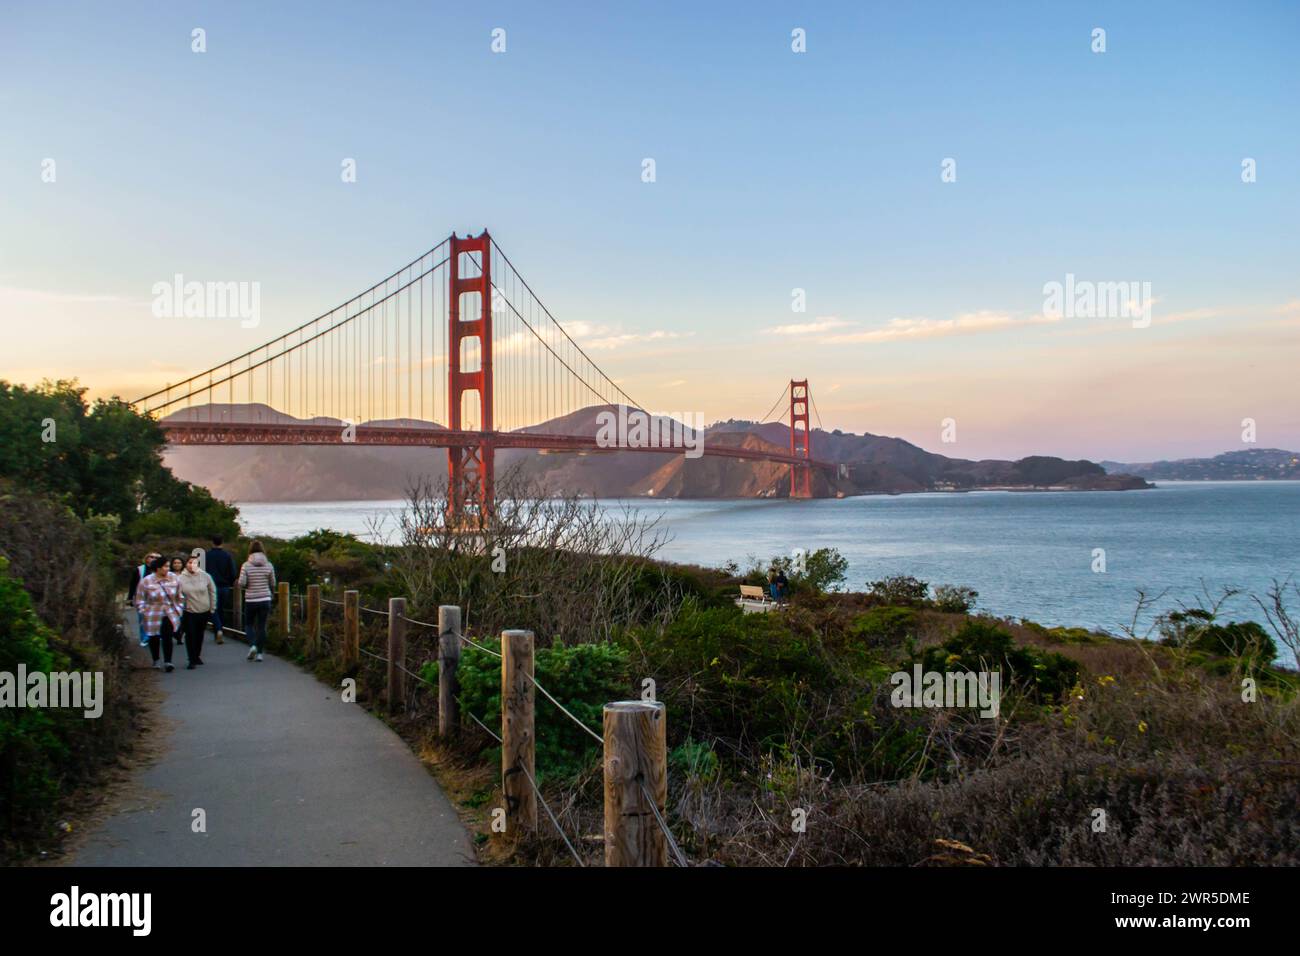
[735,584,777,614]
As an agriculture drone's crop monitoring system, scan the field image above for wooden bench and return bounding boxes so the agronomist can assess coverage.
[735,584,776,613]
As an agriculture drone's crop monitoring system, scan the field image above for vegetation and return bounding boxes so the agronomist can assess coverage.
[0,489,137,861]
[0,379,238,539]
[0,379,243,861]
[307,496,1299,867]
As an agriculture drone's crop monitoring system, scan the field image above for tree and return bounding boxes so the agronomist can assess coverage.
[0,379,238,538]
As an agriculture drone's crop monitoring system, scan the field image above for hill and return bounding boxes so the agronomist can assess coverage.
[162,404,1151,501]
[1103,448,1300,481]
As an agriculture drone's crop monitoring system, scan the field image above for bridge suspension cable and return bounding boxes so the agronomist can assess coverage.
[754,382,790,425]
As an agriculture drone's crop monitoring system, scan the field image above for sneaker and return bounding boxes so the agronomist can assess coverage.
[247,648,256,661]
[164,663,174,673]
[186,662,196,670]
[255,653,264,662]
[215,633,224,644]
[195,659,205,665]
[153,660,163,671]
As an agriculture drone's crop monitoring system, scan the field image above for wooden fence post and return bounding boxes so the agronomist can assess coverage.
[343,589,359,668]
[233,583,243,631]
[387,597,406,713]
[438,606,461,736]
[603,700,668,867]
[501,629,536,831]
[306,584,320,656]
[277,582,290,638]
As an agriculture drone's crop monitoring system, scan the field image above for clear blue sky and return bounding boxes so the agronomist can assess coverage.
[3,1,1297,460]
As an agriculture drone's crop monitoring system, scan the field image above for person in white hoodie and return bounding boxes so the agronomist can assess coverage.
[178,554,216,669]
[238,541,276,662]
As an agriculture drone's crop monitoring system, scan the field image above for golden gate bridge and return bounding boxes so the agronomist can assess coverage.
[132,230,832,516]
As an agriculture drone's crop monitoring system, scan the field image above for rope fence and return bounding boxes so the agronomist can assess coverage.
[229,581,678,866]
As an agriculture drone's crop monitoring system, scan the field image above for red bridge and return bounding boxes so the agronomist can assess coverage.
[134,230,834,515]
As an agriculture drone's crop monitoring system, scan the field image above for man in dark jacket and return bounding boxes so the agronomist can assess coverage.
[205,535,238,643]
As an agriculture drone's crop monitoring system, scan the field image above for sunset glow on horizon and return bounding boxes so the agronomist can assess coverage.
[4,1,1297,463]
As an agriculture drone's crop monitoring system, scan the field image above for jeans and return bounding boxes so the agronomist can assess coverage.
[213,587,233,633]
[245,600,271,652]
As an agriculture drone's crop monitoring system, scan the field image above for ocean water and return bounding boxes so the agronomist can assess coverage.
[236,482,1300,642]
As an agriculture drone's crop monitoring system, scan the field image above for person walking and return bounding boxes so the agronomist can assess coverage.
[238,541,276,663]
[205,535,237,645]
[135,555,185,672]
[178,554,216,669]
[127,551,161,647]
[169,555,185,576]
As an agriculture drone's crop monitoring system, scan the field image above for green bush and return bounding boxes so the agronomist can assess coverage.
[427,638,631,783]
[0,556,66,849]
[867,575,929,606]
[915,620,1080,704]
[669,737,720,783]
[264,544,314,592]
[756,548,849,595]
[1189,621,1277,665]
[932,584,978,613]
[620,601,836,753]
[850,606,918,645]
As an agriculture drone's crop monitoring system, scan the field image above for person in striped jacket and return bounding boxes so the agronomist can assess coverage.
[238,541,277,662]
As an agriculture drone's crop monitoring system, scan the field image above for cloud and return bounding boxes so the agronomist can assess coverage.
[825,310,1060,344]
[764,316,853,336]
[581,329,693,351]
[0,285,134,306]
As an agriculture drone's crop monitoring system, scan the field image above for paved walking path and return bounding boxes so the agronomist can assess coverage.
[72,611,474,866]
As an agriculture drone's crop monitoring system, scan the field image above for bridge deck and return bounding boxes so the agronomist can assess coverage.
[159,421,833,470]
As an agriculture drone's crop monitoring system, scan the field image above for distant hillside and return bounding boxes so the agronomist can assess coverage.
[162,403,1150,501]
[1103,448,1300,481]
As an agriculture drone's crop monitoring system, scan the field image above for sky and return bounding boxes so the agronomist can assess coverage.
[2,0,1298,462]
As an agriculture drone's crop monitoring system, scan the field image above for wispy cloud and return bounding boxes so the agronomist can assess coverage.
[825,310,1059,344]
[581,329,693,351]
[764,316,853,336]
[0,285,134,306]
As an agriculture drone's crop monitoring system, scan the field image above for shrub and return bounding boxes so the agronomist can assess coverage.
[620,601,837,755]
[1189,621,1277,665]
[264,543,314,592]
[915,620,1080,703]
[849,606,918,645]
[429,637,631,783]
[798,548,849,593]
[933,584,978,614]
[867,575,929,606]
[0,557,68,857]
[669,738,720,783]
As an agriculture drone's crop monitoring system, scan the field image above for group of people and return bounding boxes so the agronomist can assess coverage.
[766,566,790,603]
[126,536,278,671]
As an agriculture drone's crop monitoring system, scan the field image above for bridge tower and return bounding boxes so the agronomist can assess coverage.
[789,379,813,498]
[447,230,494,522]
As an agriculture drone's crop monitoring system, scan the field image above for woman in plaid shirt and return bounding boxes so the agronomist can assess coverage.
[135,555,186,672]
